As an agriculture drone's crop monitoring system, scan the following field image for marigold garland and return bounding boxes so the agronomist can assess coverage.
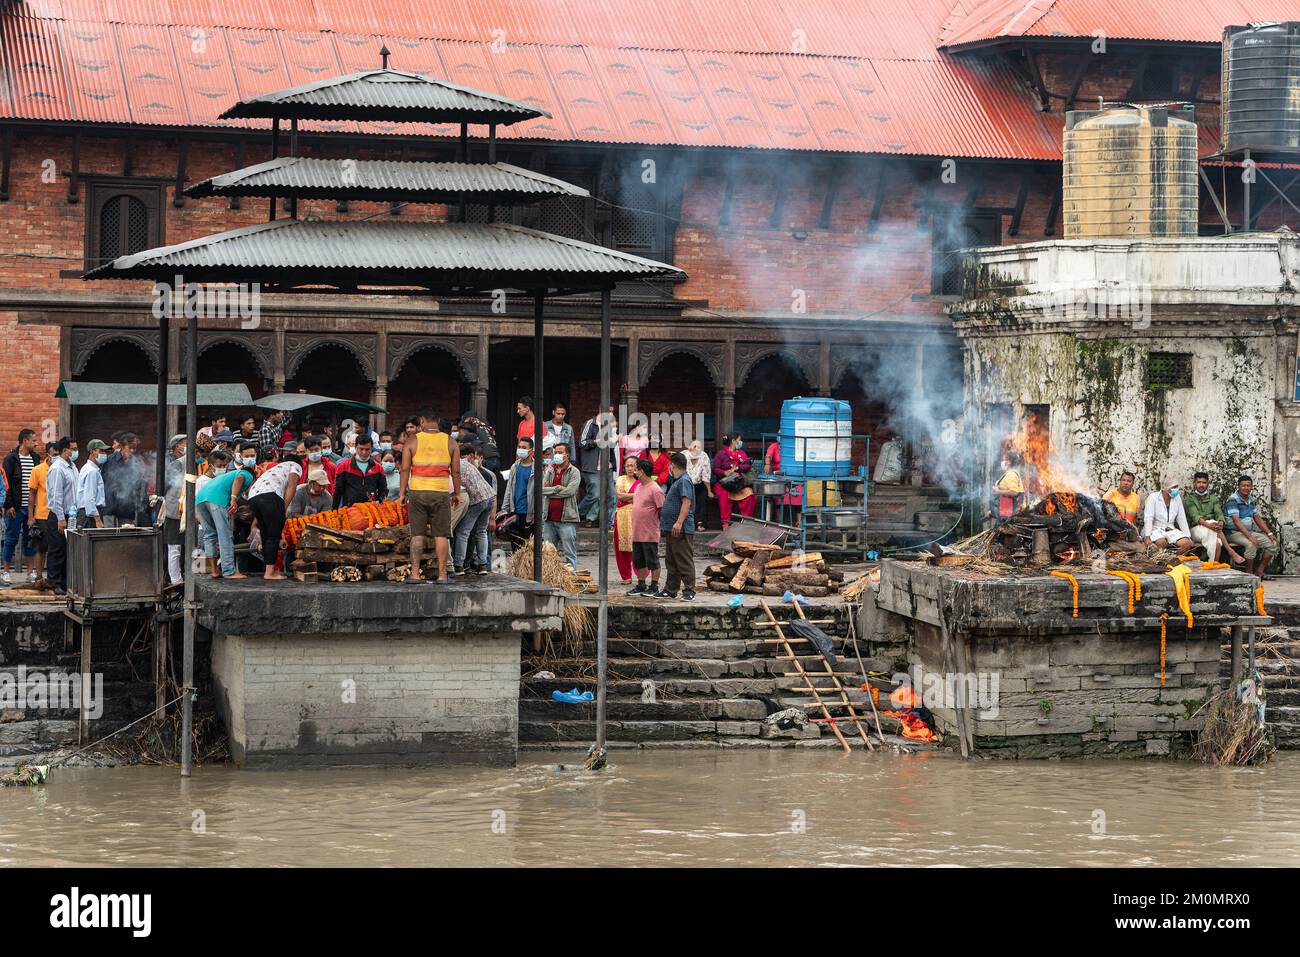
[1256,584,1267,617]
[1049,570,1079,618]
[1106,570,1140,613]
[282,499,408,548]
[1159,613,1168,688]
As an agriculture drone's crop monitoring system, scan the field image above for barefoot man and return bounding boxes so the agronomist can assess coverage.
[400,411,461,583]
[1185,471,1243,565]
[1225,475,1279,579]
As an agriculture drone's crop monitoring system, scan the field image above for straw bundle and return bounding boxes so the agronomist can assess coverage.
[509,538,593,651]
[1194,687,1274,766]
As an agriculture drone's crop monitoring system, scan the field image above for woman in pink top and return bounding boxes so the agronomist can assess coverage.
[618,423,649,473]
[627,457,665,595]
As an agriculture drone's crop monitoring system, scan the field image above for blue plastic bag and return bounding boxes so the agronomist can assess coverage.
[552,688,595,704]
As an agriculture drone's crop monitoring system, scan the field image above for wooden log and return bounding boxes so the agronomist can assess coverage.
[762,584,829,597]
[733,541,784,556]
[729,558,752,592]
[748,549,771,586]
[767,552,822,571]
[704,563,729,578]
[707,581,733,593]
[765,570,830,587]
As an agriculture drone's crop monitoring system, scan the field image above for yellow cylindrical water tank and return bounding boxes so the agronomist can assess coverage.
[1062,105,1198,239]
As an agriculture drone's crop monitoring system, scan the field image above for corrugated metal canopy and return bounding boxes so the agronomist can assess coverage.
[56,382,254,406]
[82,219,685,293]
[255,393,386,414]
[218,68,548,124]
[185,158,589,202]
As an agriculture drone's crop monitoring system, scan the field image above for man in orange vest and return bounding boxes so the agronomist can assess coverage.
[399,411,462,583]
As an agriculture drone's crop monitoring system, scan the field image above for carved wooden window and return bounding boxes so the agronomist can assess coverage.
[86,181,164,269]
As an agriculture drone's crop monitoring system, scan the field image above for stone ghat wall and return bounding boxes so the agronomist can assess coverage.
[910,619,1219,759]
[212,630,520,768]
[0,602,191,761]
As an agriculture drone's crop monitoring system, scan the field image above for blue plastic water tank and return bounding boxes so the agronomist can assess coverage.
[779,397,852,478]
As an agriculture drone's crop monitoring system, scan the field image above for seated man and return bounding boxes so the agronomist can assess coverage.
[1225,474,1279,578]
[1141,480,1193,554]
[1102,470,1141,530]
[1184,471,1242,565]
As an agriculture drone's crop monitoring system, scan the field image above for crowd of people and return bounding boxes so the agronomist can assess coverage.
[3,399,800,597]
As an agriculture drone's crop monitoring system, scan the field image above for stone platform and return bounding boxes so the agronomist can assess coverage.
[870,560,1265,758]
[199,575,563,768]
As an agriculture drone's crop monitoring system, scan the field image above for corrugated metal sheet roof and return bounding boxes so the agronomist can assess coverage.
[0,1,1096,159]
[185,157,591,200]
[84,219,685,287]
[939,0,1275,48]
[219,67,548,124]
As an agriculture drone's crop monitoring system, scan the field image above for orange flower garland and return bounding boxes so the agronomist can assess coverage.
[1049,570,1080,618]
[1158,613,1168,687]
[1256,585,1267,617]
[282,499,408,548]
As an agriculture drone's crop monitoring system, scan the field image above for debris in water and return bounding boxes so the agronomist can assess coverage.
[1,764,49,787]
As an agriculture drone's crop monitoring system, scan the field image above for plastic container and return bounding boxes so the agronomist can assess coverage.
[778,397,852,479]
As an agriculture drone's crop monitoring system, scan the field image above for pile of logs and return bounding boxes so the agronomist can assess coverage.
[289,523,413,583]
[702,541,844,597]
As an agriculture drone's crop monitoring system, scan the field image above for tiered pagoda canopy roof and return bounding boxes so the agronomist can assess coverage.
[83,220,683,293]
[217,69,548,126]
[185,158,588,204]
[86,57,681,294]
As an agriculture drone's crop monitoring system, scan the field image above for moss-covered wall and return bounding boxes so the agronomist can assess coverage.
[966,331,1274,502]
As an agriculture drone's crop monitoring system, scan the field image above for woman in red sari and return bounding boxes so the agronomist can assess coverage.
[612,455,640,584]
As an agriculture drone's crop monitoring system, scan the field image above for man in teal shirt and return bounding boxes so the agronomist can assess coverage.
[194,450,254,579]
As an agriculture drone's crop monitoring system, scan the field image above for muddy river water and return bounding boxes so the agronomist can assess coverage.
[2,751,1296,867]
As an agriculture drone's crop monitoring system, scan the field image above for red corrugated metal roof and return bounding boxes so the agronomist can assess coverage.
[0,0,1138,159]
[939,0,1287,49]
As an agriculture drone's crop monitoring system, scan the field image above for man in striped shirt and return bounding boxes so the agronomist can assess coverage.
[2,428,38,584]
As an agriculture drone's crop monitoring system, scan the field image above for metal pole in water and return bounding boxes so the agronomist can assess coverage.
[532,293,544,584]
[596,287,611,757]
[181,306,197,777]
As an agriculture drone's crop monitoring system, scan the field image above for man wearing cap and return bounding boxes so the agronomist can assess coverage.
[289,468,333,518]
[1141,480,1193,554]
[76,439,110,529]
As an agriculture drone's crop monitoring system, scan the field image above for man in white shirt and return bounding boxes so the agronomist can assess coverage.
[1142,480,1193,554]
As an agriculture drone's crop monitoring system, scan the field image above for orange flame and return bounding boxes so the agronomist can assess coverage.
[1006,415,1077,500]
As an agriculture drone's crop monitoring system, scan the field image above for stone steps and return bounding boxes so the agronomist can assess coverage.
[524,676,779,698]
[519,718,767,742]
[520,697,767,723]
[1219,625,1300,749]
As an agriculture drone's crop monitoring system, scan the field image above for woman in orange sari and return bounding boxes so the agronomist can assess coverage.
[613,455,640,584]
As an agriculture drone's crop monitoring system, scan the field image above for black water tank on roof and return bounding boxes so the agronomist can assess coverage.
[1222,22,1300,155]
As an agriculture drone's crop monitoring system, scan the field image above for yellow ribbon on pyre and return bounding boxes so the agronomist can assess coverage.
[1164,562,1193,629]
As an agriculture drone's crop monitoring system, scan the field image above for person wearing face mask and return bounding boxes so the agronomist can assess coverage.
[44,437,79,595]
[381,451,401,500]
[531,441,581,570]
[683,439,713,532]
[501,437,535,549]
[160,434,187,585]
[452,441,495,575]
[1184,471,1242,565]
[289,469,333,518]
[192,449,252,579]
[75,439,110,529]
[332,435,386,510]
[711,434,755,528]
[299,434,337,495]
[1141,479,1193,554]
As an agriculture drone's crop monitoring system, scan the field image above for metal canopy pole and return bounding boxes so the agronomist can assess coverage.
[268,118,279,222]
[595,286,611,757]
[180,305,197,777]
[532,292,545,584]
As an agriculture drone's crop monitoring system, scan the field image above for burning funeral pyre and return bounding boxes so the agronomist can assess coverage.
[985,415,1137,567]
[985,491,1137,566]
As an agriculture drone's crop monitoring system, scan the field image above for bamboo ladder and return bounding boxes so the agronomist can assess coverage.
[756,599,875,752]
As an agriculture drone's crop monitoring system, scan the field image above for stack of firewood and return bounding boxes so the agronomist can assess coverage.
[702,541,844,597]
[289,523,413,582]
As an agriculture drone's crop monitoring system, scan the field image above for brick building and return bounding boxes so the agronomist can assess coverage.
[0,1,1276,526]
